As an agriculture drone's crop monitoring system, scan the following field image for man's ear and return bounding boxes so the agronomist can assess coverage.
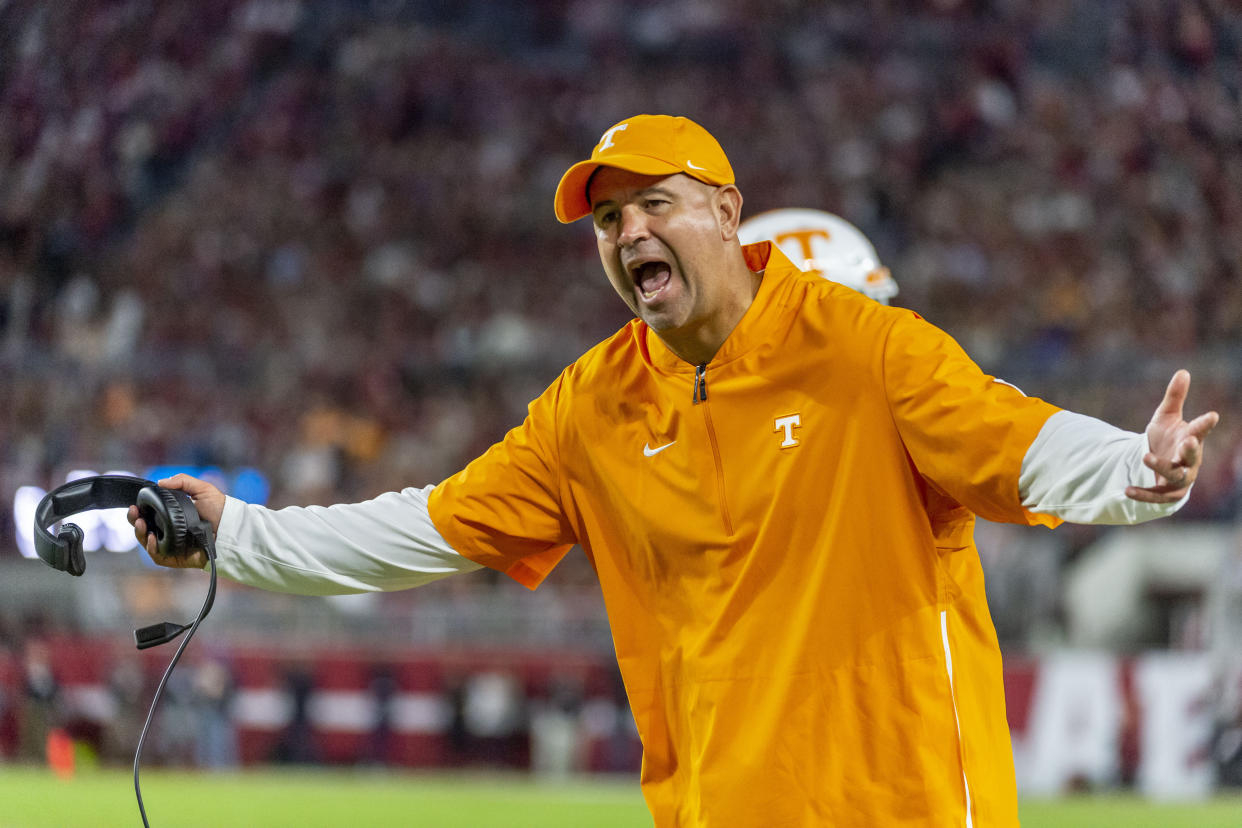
[714,184,743,241]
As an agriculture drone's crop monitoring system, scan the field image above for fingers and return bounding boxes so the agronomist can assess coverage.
[1177,435,1200,468]
[1187,410,1220,440]
[158,473,212,497]
[161,547,207,569]
[1131,369,1217,507]
[144,527,161,561]
[1143,446,1197,486]
[1125,484,1190,504]
[128,505,162,560]
[1143,448,1186,479]
[128,506,160,554]
[1145,414,1218,477]
[128,504,147,542]
[1151,369,1190,420]
[156,473,225,534]
[127,504,207,569]
[1169,434,1201,469]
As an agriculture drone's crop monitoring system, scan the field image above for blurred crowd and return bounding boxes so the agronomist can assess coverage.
[2,2,1241,589]
[0,621,642,776]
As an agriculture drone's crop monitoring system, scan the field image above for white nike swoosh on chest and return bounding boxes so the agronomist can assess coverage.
[643,441,676,457]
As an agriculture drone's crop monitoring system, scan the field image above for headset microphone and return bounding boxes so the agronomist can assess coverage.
[33,474,218,828]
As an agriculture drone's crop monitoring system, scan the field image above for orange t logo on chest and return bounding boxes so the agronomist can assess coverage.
[774,414,802,448]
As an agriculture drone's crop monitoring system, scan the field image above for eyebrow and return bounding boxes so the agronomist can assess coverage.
[590,185,678,212]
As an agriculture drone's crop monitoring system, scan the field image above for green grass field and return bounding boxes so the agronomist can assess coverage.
[0,766,1239,827]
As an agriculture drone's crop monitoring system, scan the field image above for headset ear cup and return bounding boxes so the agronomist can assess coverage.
[57,524,86,576]
[136,487,189,558]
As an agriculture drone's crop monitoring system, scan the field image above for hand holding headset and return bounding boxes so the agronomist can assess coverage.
[35,474,213,573]
[33,474,218,826]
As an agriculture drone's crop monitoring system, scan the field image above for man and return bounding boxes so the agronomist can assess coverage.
[132,115,1218,826]
[737,207,899,304]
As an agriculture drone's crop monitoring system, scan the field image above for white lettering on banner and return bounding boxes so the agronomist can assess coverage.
[391,694,453,732]
[1135,654,1215,799]
[231,688,294,730]
[1007,651,1220,799]
[60,683,481,736]
[61,685,117,723]
[597,123,628,151]
[308,690,380,732]
[1013,652,1122,795]
[774,414,802,448]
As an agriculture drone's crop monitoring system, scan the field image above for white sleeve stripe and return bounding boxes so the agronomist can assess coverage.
[992,377,1026,395]
[1019,410,1190,525]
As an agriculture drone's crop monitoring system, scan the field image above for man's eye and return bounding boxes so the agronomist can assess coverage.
[644,199,668,210]
[596,210,619,225]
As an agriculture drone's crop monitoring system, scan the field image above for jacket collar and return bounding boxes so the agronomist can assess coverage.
[642,241,803,373]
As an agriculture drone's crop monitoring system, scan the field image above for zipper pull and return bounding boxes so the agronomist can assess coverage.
[693,362,708,404]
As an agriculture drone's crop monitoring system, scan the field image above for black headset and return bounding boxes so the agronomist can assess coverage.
[33,474,212,578]
[33,474,218,827]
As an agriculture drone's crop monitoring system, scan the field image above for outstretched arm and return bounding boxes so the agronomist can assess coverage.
[1020,370,1220,525]
[129,473,480,594]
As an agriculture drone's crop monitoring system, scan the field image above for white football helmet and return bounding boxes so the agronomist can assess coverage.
[738,208,898,304]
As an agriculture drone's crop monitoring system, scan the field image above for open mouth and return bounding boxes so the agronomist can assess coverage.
[629,259,672,302]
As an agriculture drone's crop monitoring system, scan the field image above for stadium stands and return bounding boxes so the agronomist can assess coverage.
[1,0,1240,786]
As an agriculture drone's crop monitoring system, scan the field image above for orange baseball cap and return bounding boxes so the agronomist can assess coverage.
[553,114,735,223]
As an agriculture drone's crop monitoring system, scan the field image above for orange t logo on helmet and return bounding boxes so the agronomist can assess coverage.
[774,229,833,276]
[553,114,735,223]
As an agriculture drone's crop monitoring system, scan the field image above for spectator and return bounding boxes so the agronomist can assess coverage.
[17,639,58,762]
[191,657,239,770]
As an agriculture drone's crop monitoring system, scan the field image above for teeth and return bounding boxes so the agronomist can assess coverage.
[632,260,670,302]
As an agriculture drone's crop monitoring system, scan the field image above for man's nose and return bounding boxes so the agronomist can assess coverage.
[617,205,650,247]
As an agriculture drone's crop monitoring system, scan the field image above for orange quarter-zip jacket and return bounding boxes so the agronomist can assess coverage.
[427,242,1063,826]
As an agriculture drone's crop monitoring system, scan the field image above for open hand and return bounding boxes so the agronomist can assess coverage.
[127,473,225,568]
[1125,370,1219,504]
